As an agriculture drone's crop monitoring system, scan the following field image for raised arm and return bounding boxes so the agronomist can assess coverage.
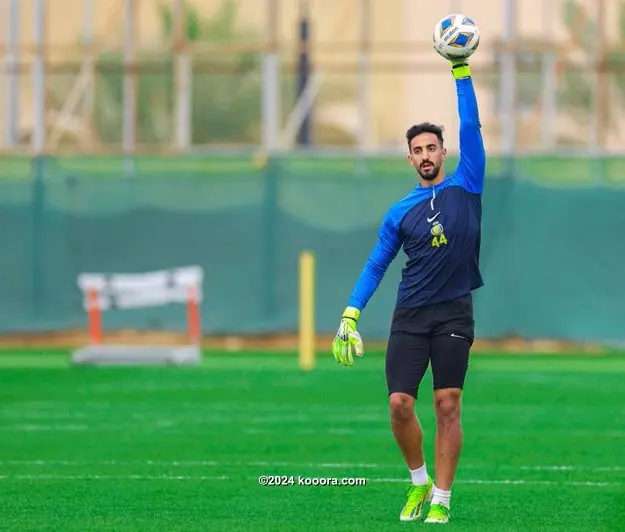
[452,66,486,194]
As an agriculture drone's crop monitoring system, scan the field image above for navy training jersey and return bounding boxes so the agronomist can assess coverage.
[347,76,486,311]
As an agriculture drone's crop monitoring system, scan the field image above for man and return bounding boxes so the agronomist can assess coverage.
[331,56,486,525]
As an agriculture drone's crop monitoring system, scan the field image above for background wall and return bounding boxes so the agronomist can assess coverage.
[4,153,625,346]
[0,0,624,347]
[2,0,625,153]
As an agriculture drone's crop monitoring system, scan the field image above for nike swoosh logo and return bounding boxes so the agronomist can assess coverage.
[451,333,468,340]
[427,212,441,223]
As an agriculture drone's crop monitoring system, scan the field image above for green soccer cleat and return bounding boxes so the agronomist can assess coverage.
[424,503,450,524]
[399,476,434,521]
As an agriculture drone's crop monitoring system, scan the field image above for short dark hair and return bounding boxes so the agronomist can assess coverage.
[406,122,445,149]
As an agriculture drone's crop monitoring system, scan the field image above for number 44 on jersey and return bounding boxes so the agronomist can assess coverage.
[430,221,448,248]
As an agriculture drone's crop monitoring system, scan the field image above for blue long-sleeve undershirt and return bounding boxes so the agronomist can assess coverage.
[346,76,485,312]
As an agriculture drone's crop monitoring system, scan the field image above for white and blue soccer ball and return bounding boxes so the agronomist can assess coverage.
[433,14,480,61]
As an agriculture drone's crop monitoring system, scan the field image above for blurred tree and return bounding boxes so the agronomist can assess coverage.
[45,0,359,150]
[94,0,267,145]
[478,0,625,148]
[555,0,624,138]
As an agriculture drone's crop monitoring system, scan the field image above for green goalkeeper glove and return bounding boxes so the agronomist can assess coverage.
[331,306,364,367]
[449,58,471,80]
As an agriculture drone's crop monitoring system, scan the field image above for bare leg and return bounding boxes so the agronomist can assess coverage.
[433,388,463,490]
[389,392,425,470]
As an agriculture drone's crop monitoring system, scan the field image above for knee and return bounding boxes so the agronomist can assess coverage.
[434,392,461,427]
[389,393,414,424]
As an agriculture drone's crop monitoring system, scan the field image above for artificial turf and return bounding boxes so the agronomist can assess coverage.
[1,350,624,531]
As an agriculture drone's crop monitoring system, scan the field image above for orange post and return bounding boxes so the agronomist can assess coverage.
[187,286,201,345]
[87,288,102,344]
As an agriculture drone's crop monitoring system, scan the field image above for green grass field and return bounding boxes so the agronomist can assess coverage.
[1,350,624,531]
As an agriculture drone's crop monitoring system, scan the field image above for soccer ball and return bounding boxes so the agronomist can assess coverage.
[433,14,480,61]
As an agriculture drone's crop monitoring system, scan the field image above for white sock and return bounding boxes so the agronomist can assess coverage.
[431,486,451,508]
[409,463,428,485]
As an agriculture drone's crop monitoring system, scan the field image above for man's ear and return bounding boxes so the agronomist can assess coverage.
[406,153,413,166]
[442,147,448,159]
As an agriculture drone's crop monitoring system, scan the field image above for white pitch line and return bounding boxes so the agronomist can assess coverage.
[0,475,218,482]
[520,465,625,472]
[0,474,618,487]
[0,460,624,474]
[0,460,386,468]
[2,420,625,439]
[372,479,620,487]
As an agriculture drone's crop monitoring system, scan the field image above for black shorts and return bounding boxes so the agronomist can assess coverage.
[385,294,474,398]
